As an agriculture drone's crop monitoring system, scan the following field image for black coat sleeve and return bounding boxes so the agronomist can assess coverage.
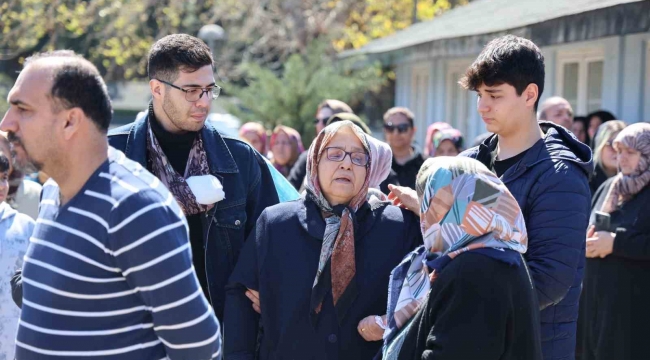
[11,268,22,308]
[611,192,650,260]
[224,211,268,360]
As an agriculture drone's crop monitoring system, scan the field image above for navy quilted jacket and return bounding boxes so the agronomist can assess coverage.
[461,122,592,360]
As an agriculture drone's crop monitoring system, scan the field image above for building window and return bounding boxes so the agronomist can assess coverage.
[556,48,604,115]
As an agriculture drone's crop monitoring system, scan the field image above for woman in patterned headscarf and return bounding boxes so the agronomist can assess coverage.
[423,122,452,158]
[431,128,464,157]
[224,120,422,360]
[269,125,304,177]
[369,156,542,360]
[581,122,650,360]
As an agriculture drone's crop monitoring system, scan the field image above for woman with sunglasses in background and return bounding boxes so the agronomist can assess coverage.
[224,120,422,360]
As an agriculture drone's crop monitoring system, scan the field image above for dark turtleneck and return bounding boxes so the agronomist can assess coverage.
[149,109,210,303]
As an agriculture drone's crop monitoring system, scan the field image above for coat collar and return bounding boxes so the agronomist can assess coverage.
[124,112,239,175]
[297,196,382,241]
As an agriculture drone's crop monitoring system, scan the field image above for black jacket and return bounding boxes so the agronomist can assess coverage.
[390,150,424,190]
[395,252,543,360]
[224,197,422,360]
[581,177,650,360]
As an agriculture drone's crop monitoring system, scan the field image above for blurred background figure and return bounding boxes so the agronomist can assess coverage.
[581,123,650,360]
[572,116,590,145]
[538,96,574,129]
[269,125,304,178]
[0,132,41,220]
[423,122,451,157]
[383,107,423,189]
[590,121,626,195]
[587,110,616,145]
[239,122,267,155]
[431,128,464,157]
[472,132,492,148]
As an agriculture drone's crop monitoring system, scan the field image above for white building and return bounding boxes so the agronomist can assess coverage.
[343,0,650,145]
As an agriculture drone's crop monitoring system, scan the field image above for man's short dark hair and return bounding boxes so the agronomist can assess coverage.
[383,107,415,126]
[24,50,113,133]
[460,35,545,110]
[0,153,10,174]
[148,34,214,82]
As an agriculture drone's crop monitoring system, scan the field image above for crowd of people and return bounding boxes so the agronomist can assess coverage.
[0,31,648,360]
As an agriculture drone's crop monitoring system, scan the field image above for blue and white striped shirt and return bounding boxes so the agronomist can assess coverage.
[15,147,221,360]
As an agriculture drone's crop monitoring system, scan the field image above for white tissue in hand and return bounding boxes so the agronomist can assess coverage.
[186,175,225,205]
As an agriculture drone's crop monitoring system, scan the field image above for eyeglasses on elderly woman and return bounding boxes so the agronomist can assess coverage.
[323,147,369,167]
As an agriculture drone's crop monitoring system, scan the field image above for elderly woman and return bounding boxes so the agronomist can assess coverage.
[239,122,268,155]
[431,128,464,157]
[270,125,304,177]
[589,120,626,195]
[224,120,422,359]
[581,123,650,360]
[380,157,542,360]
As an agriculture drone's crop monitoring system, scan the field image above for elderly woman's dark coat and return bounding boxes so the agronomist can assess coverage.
[224,198,422,360]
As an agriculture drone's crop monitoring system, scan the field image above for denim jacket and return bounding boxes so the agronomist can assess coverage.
[108,114,281,320]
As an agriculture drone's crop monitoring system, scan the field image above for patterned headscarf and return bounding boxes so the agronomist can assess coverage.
[239,122,267,154]
[270,125,304,176]
[305,120,371,325]
[601,122,650,213]
[432,128,464,155]
[366,136,393,189]
[384,156,527,342]
[424,122,452,157]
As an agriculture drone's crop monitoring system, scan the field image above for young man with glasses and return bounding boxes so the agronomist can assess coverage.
[108,34,281,322]
[383,107,423,189]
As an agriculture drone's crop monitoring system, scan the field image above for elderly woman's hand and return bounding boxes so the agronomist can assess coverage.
[357,315,385,341]
[245,288,261,314]
[586,230,615,258]
[387,184,420,216]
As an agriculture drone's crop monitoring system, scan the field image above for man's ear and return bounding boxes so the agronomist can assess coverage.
[524,83,539,108]
[62,107,84,140]
[150,79,164,101]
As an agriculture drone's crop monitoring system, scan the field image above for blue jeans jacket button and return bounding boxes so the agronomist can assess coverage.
[328,334,337,343]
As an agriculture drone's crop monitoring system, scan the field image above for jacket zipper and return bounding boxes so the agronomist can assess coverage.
[204,208,216,305]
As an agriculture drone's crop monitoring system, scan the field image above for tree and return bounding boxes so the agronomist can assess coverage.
[333,0,469,51]
[226,41,385,144]
[0,74,12,116]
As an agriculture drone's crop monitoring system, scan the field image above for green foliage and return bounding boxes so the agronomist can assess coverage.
[226,41,385,144]
[0,74,12,116]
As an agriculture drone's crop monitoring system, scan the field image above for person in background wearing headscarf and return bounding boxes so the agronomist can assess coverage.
[431,128,464,157]
[581,123,650,360]
[239,122,268,155]
[589,121,626,196]
[572,116,590,145]
[379,156,541,359]
[423,122,452,158]
[586,110,616,144]
[224,120,422,360]
[269,125,304,177]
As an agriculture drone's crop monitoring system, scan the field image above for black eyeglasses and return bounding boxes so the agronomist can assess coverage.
[156,79,221,102]
[384,122,412,134]
[324,147,369,167]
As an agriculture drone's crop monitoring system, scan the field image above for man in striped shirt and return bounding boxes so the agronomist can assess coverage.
[1,51,221,359]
